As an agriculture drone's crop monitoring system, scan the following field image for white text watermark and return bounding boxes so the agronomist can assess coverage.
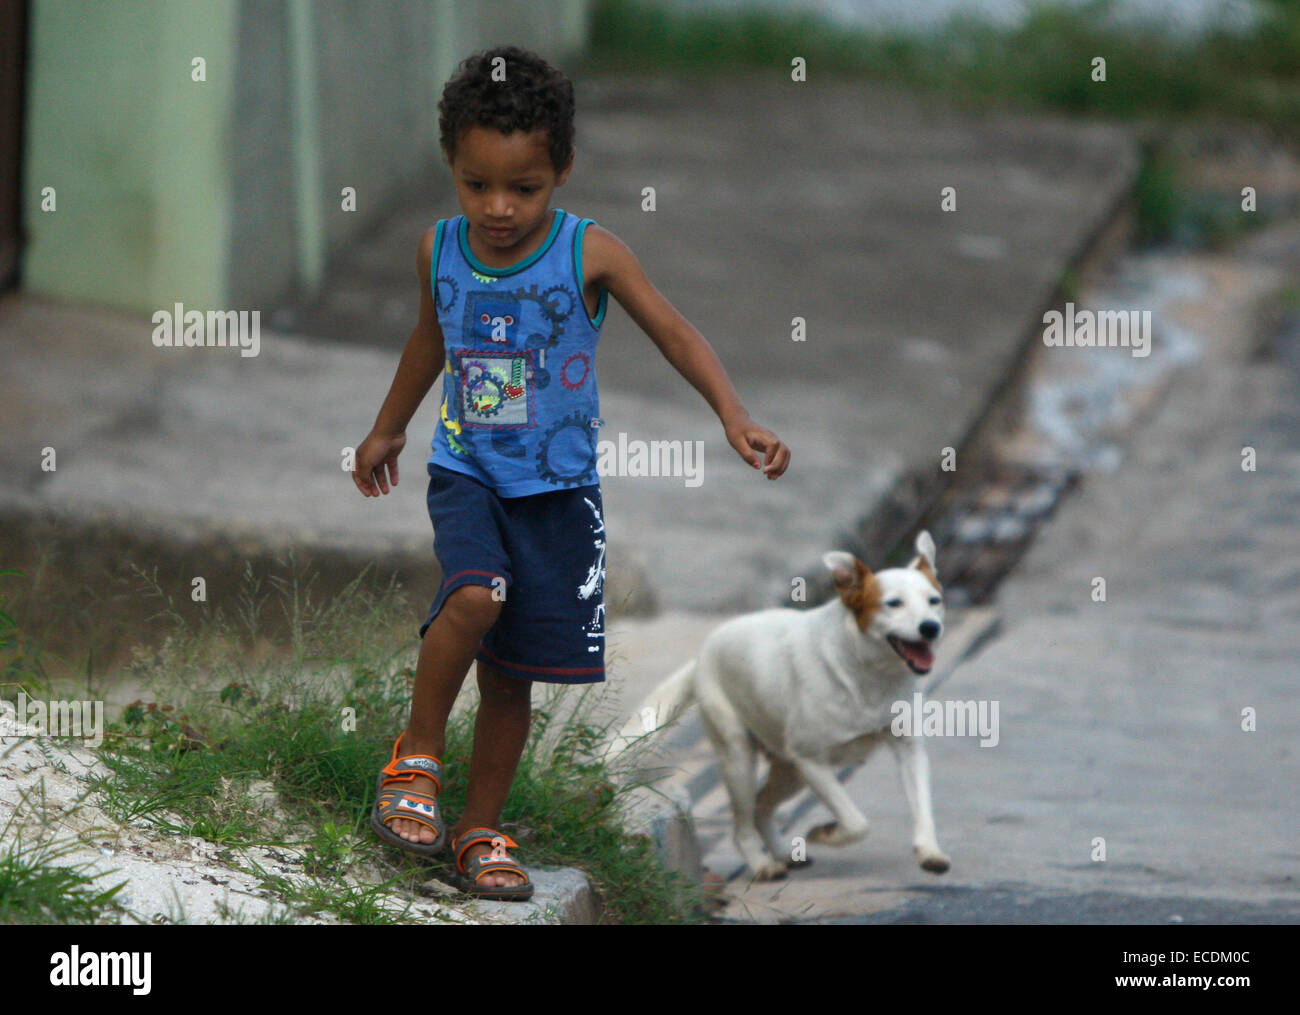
[891,692,999,747]
[152,303,260,357]
[596,433,703,487]
[1,692,104,748]
[1042,302,1150,358]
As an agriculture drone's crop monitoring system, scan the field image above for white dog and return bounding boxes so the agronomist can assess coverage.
[612,531,950,881]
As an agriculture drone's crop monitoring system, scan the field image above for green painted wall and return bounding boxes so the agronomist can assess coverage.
[21,0,590,313]
[23,0,238,312]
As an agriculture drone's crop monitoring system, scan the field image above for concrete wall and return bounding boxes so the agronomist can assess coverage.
[22,0,591,313]
[23,0,240,312]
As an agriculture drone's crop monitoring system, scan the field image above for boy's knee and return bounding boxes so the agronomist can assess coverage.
[478,663,531,700]
[443,583,502,633]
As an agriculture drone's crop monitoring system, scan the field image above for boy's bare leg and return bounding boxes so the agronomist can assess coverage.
[384,585,530,887]
[446,661,532,887]
[385,586,496,843]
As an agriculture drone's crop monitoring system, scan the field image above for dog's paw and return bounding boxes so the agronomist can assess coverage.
[751,859,789,881]
[917,849,951,874]
[807,821,868,846]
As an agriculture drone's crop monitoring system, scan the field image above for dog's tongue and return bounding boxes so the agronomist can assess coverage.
[903,641,934,670]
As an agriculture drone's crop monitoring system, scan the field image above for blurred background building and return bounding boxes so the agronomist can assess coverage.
[2,0,1276,315]
[6,0,591,314]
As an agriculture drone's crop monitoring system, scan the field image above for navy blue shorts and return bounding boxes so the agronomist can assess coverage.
[419,463,606,683]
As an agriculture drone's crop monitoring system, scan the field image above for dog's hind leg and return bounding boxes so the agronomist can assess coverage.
[755,759,805,866]
[887,734,951,874]
[700,709,787,881]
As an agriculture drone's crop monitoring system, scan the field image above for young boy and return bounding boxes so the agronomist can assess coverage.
[352,46,789,900]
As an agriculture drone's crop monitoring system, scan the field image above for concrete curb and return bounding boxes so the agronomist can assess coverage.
[421,866,602,925]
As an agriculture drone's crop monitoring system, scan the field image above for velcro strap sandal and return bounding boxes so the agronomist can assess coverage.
[451,827,535,901]
[370,733,447,857]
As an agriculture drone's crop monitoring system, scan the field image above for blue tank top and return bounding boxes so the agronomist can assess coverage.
[428,208,609,496]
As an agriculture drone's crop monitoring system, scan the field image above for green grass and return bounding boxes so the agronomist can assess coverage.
[1133,141,1184,246]
[586,0,1300,247]
[1131,137,1277,250]
[587,0,1300,138]
[0,557,703,924]
[0,783,128,925]
[0,838,127,924]
[78,561,703,924]
[0,569,46,692]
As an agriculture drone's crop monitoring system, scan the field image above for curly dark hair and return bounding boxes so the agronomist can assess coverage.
[438,46,575,174]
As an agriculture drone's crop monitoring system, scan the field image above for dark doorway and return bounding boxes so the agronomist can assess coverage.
[0,1,28,289]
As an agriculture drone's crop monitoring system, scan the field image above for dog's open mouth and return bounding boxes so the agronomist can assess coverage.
[887,635,935,675]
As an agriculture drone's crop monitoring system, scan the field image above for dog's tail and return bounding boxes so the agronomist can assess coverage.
[603,659,698,759]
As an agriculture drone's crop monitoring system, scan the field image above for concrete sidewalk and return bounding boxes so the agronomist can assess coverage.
[0,76,1135,664]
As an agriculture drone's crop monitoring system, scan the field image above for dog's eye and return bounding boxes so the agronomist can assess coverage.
[886,598,903,608]
[929,597,941,605]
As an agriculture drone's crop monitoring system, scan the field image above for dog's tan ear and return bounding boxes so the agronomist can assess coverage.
[823,551,881,628]
[822,551,866,589]
[909,530,941,589]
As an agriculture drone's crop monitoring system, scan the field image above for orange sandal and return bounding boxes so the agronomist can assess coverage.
[451,827,535,901]
[371,733,447,857]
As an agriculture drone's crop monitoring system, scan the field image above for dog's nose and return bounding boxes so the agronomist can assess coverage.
[919,620,941,640]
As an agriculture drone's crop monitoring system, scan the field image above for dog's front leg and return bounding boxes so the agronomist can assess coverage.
[792,757,871,847]
[887,733,951,874]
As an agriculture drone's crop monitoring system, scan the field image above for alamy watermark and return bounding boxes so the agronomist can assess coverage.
[1042,302,1150,358]
[50,947,151,995]
[1,692,104,748]
[891,692,999,747]
[595,432,703,488]
[152,302,261,357]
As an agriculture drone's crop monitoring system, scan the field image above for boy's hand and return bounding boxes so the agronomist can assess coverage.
[724,414,790,480]
[353,430,406,496]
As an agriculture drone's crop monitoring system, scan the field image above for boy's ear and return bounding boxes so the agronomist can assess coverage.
[555,151,574,186]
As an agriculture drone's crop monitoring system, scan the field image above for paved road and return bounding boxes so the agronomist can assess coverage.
[699,221,1300,923]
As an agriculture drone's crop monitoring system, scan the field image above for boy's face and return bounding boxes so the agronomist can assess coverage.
[449,125,572,253]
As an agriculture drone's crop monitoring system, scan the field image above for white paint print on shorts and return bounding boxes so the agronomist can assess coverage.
[578,496,606,653]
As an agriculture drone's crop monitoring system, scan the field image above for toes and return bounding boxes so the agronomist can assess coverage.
[389,817,439,843]
[459,843,527,890]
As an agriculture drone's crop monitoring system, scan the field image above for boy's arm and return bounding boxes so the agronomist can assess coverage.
[585,225,790,479]
[352,227,446,497]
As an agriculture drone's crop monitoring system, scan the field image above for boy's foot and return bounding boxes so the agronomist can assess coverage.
[372,739,447,856]
[449,827,532,898]
[382,773,444,846]
[384,775,527,890]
